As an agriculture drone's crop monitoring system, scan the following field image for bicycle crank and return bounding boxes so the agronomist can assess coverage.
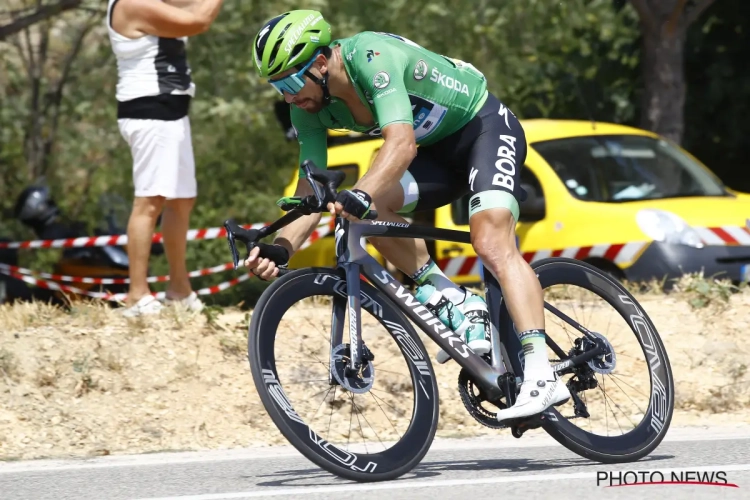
[457,368,511,429]
[330,343,375,394]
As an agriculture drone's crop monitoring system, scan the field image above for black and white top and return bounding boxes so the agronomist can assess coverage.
[107,0,196,120]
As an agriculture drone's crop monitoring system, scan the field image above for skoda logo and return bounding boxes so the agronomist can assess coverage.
[413,60,428,80]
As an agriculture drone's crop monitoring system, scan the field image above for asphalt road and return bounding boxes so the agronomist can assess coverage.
[2,426,749,500]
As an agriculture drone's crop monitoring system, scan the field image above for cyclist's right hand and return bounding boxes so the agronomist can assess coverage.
[243,244,289,281]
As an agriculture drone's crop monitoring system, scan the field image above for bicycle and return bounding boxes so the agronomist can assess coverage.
[223,160,674,483]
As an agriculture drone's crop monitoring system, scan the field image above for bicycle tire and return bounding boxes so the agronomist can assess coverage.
[247,267,440,482]
[500,257,674,463]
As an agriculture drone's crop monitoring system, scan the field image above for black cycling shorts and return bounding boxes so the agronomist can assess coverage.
[397,91,527,222]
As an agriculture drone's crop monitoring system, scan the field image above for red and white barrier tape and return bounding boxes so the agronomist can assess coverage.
[0,220,333,286]
[0,218,334,301]
[1,267,253,302]
[0,216,333,250]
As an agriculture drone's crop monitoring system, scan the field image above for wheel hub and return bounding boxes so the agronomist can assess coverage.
[582,332,616,374]
[330,343,374,394]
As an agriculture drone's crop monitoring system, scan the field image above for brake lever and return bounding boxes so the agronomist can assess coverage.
[224,219,262,269]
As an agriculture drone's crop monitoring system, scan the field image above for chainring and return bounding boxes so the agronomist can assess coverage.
[457,368,509,429]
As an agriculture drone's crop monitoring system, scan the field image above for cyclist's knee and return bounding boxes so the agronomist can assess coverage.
[468,191,520,269]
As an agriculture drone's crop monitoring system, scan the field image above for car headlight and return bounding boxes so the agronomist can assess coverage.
[635,209,704,248]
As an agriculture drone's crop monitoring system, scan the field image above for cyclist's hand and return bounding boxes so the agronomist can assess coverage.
[328,189,373,220]
[243,244,288,280]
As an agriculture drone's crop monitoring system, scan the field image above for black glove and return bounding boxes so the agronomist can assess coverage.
[335,189,372,220]
[255,243,290,267]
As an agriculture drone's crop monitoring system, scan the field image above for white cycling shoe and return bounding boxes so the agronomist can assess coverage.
[496,374,570,423]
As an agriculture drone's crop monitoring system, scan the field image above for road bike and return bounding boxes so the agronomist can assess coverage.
[223,160,674,482]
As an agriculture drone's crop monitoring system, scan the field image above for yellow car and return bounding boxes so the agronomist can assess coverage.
[279,113,750,287]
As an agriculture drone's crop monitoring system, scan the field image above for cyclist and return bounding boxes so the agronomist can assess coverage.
[245,10,570,422]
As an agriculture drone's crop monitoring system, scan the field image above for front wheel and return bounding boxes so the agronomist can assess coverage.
[248,267,440,482]
[501,257,674,463]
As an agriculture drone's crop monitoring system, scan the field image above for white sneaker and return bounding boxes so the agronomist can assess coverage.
[164,291,205,312]
[496,373,570,423]
[120,294,163,317]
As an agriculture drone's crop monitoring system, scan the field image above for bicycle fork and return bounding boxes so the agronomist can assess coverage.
[328,217,366,382]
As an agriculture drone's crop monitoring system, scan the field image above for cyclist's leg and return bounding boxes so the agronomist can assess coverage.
[465,92,570,420]
[367,150,467,305]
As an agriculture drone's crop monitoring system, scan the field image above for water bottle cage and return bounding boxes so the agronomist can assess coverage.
[427,295,457,330]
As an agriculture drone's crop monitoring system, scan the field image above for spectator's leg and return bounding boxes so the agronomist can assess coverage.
[163,115,201,307]
[163,197,195,300]
[126,195,165,304]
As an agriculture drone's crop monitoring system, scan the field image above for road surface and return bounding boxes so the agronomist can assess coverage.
[2,426,749,499]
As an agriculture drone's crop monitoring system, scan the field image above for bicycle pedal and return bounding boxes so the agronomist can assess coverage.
[510,414,545,438]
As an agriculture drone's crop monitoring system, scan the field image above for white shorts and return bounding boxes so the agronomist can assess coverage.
[117,116,197,199]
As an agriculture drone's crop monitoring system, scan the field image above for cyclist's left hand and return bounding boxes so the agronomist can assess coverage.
[327,189,373,221]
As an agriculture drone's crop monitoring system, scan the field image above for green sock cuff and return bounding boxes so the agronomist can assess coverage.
[519,329,546,342]
[412,260,438,284]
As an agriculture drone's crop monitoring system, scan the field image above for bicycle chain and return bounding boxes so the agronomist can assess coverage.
[458,367,587,427]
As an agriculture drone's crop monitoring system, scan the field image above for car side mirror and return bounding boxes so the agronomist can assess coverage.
[518,182,545,222]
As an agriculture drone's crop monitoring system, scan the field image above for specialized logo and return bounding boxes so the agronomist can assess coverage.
[413,60,428,80]
[498,103,515,129]
[430,68,469,96]
[492,134,517,191]
[366,49,380,62]
[372,71,390,89]
[469,167,479,192]
[256,25,270,49]
[284,13,319,54]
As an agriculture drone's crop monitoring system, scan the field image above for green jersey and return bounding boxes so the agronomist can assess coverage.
[291,31,488,175]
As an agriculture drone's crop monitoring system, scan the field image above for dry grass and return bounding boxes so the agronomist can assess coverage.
[1,273,749,461]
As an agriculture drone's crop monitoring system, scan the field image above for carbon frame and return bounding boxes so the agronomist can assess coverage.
[328,216,524,399]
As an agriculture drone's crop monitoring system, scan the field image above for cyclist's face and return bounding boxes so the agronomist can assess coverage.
[270,57,326,113]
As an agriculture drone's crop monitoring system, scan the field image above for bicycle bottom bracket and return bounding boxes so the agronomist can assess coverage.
[457,368,510,429]
[330,343,375,394]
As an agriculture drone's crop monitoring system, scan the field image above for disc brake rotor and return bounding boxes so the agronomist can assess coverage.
[330,343,375,394]
[584,332,616,375]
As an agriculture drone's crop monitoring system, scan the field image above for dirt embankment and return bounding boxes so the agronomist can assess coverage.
[1,277,750,461]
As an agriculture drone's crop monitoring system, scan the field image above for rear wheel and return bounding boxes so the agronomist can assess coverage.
[248,267,440,482]
[501,257,674,463]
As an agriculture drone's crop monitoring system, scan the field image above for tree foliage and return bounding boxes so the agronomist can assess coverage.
[0,0,745,306]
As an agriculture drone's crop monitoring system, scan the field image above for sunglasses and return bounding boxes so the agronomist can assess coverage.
[268,51,320,96]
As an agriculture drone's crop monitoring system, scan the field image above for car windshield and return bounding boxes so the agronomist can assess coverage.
[532,134,727,202]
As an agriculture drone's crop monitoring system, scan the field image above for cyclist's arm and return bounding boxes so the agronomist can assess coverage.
[273,105,328,256]
[291,104,328,178]
[115,0,224,39]
[273,180,322,256]
[350,52,417,201]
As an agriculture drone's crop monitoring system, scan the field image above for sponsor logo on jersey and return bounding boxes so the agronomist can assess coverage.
[413,60,428,80]
[492,135,517,191]
[430,68,470,96]
[346,48,357,61]
[366,49,381,62]
[376,88,397,98]
[372,71,390,89]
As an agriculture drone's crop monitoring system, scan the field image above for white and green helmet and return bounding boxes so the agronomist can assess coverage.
[253,10,332,78]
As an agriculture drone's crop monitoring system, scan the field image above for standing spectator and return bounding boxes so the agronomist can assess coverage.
[106,0,224,316]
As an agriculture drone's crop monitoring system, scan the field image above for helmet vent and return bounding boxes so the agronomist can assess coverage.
[268,39,283,68]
